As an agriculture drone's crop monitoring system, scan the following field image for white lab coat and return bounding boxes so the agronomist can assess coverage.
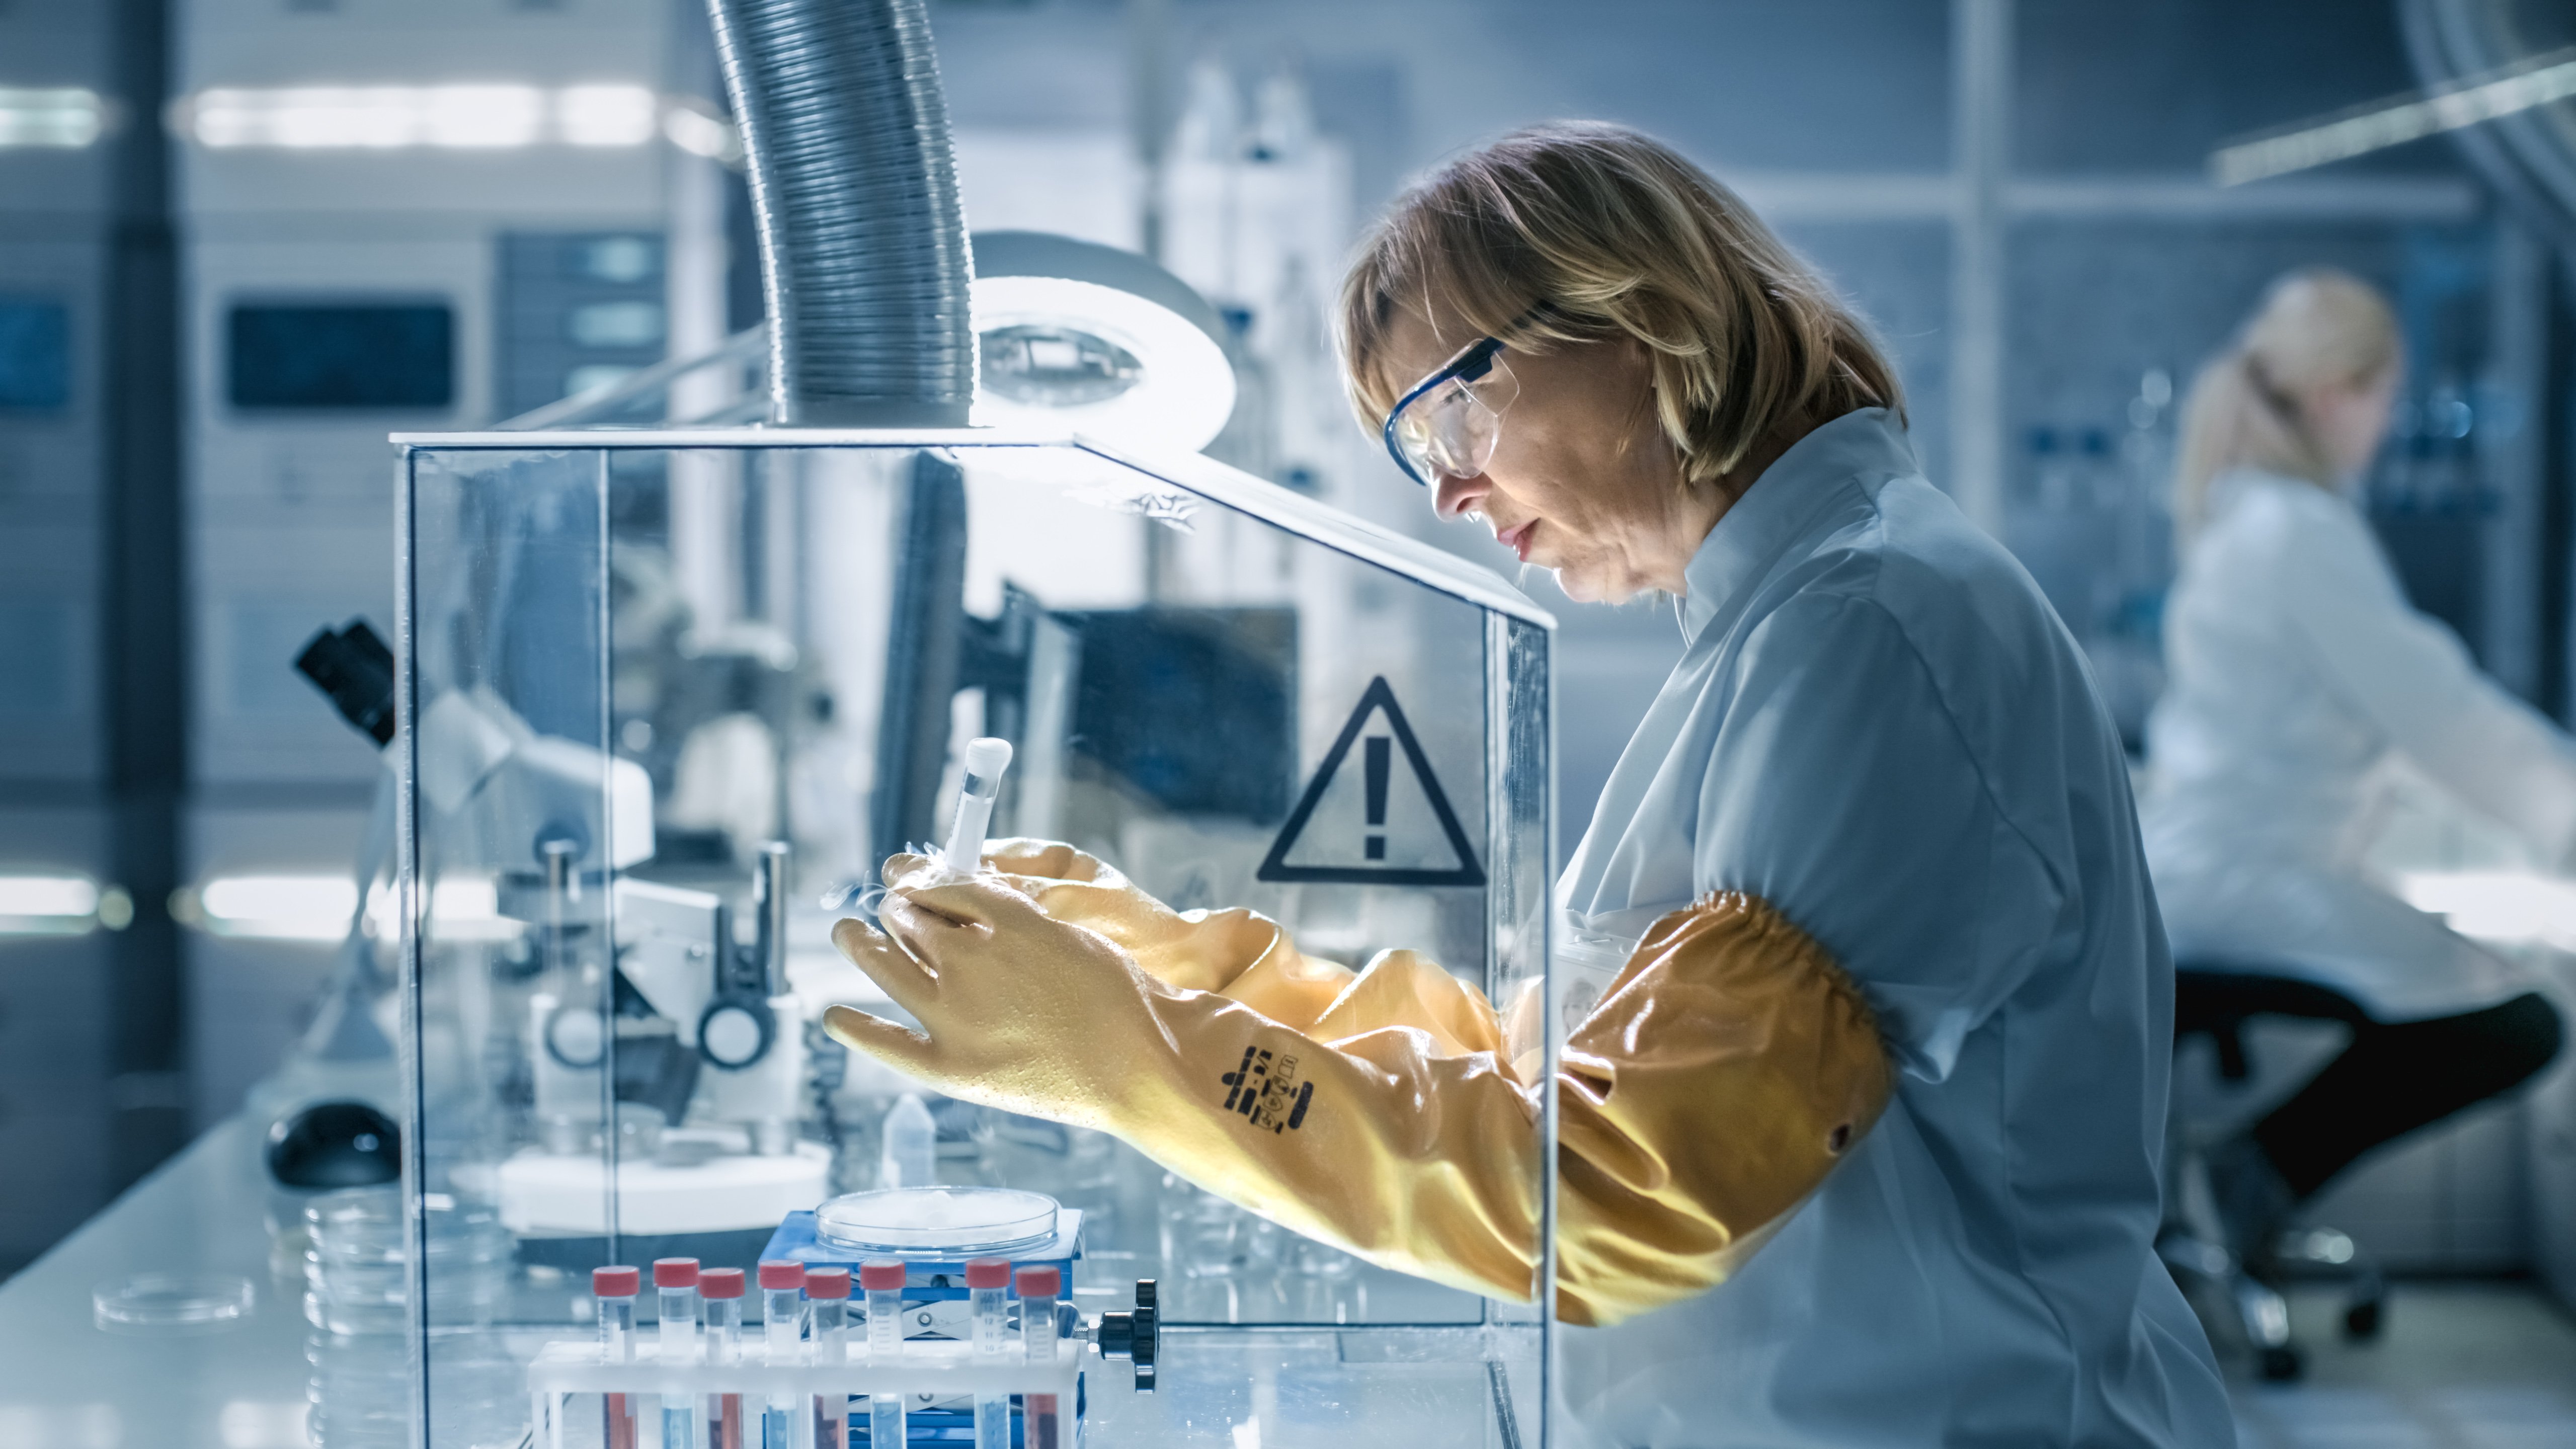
[1557,410,2230,1448]
[2141,468,2576,1022]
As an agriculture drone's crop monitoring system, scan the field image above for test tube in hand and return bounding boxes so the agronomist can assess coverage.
[656,1259,702,1449]
[966,1258,1011,1449]
[940,738,1013,878]
[806,1268,851,1449]
[758,1261,804,1449]
[701,1268,746,1449]
[1017,1266,1062,1449]
[595,1267,640,1449]
[861,1260,907,1449]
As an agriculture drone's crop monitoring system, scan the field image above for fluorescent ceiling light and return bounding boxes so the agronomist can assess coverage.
[661,95,744,167]
[172,84,675,152]
[192,873,358,941]
[0,873,129,937]
[178,872,518,944]
[2394,869,2576,949]
[361,876,518,943]
[2213,46,2576,186]
[557,85,659,147]
[0,87,108,149]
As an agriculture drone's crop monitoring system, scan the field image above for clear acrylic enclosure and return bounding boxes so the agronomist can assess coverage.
[393,428,1555,1447]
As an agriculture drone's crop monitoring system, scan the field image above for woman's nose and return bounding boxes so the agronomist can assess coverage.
[1434,471,1489,521]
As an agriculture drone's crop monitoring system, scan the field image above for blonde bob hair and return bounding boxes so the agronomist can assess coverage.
[2174,268,2400,534]
[1338,121,1902,489]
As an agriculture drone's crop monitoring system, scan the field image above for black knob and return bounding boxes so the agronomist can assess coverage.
[1092,1278,1161,1393]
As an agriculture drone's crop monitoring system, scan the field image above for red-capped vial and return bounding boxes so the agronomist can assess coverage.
[967,1258,1011,1449]
[594,1266,640,1361]
[655,1258,701,1367]
[860,1259,908,1445]
[806,1264,852,1445]
[758,1261,803,1366]
[1018,1265,1064,1449]
[699,1268,747,1445]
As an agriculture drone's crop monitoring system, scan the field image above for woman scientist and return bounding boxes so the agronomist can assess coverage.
[2143,269,2565,1258]
[825,123,2233,1446]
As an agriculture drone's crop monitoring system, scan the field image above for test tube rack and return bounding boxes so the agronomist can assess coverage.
[528,1337,1086,1448]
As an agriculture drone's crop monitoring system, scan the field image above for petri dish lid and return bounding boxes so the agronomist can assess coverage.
[94,1272,256,1335]
[815,1187,1060,1255]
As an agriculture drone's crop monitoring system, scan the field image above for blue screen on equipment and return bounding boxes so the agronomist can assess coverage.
[228,301,454,410]
[0,298,71,410]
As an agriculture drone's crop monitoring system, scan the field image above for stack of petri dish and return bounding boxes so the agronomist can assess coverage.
[302,1189,511,1335]
[305,1327,408,1448]
[815,1185,1061,1257]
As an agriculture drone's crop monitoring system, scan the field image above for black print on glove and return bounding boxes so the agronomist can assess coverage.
[1220,1045,1315,1134]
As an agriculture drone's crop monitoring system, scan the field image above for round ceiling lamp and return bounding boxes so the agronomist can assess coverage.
[970,230,1237,454]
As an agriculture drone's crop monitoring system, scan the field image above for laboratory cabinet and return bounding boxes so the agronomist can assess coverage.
[392,426,1559,1446]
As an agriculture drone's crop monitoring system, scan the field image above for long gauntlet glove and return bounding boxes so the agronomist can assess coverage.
[887,840,1372,1032]
[828,870,1891,1327]
[895,840,1504,1054]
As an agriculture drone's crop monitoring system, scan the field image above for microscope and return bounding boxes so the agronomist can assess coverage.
[403,682,827,1262]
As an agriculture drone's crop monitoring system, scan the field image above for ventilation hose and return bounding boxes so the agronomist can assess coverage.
[706,0,976,426]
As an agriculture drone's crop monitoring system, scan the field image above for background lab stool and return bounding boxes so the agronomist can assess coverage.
[2160,964,2388,1382]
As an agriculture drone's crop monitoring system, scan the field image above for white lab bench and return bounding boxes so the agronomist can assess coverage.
[0,1113,1533,1447]
[0,1115,319,1446]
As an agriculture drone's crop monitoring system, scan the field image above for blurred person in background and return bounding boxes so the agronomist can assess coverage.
[2143,267,2566,1263]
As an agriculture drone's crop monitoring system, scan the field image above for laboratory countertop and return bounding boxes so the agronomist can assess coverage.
[0,1116,1537,1446]
[0,1114,321,1446]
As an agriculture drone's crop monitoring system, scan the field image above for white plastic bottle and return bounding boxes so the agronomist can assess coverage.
[878,1092,936,1190]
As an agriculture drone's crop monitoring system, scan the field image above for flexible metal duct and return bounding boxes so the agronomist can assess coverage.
[706,0,975,426]
[2398,0,2576,257]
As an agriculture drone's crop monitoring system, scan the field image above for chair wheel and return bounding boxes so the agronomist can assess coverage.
[2344,1299,2383,1340]
[2259,1344,2305,1382]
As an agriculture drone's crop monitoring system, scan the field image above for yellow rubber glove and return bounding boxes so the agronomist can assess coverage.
[943,839,1507,1060]
[1552,897,1891,1324]
[826,876,1891,1326]
[881,839,1363,1032]
[826,876,1541,1300]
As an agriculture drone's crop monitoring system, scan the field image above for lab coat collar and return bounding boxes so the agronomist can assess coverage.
[1679,408,1917,645]
[2208,465,2359,523]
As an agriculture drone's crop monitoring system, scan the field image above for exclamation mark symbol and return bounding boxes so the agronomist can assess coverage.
[1363,736,1390,861]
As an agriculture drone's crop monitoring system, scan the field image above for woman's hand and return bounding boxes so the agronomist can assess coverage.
[824,874,1172,1129]
[828,867,1549,1306]
[878,838,1356,1021]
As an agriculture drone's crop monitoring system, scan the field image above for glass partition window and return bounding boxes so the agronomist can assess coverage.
[398,431,1552,1447]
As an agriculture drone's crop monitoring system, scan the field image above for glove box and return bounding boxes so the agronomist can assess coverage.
[394,426,1559,1446]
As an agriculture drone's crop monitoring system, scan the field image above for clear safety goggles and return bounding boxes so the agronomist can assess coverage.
[1381,335,1520,488]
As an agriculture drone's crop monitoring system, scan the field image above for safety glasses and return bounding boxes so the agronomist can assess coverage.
[1381,335,1521,488]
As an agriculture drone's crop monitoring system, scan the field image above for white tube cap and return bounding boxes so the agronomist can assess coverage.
[959,737,1013,794]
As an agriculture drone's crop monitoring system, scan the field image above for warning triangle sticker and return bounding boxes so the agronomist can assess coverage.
[1256,676,1485,887]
